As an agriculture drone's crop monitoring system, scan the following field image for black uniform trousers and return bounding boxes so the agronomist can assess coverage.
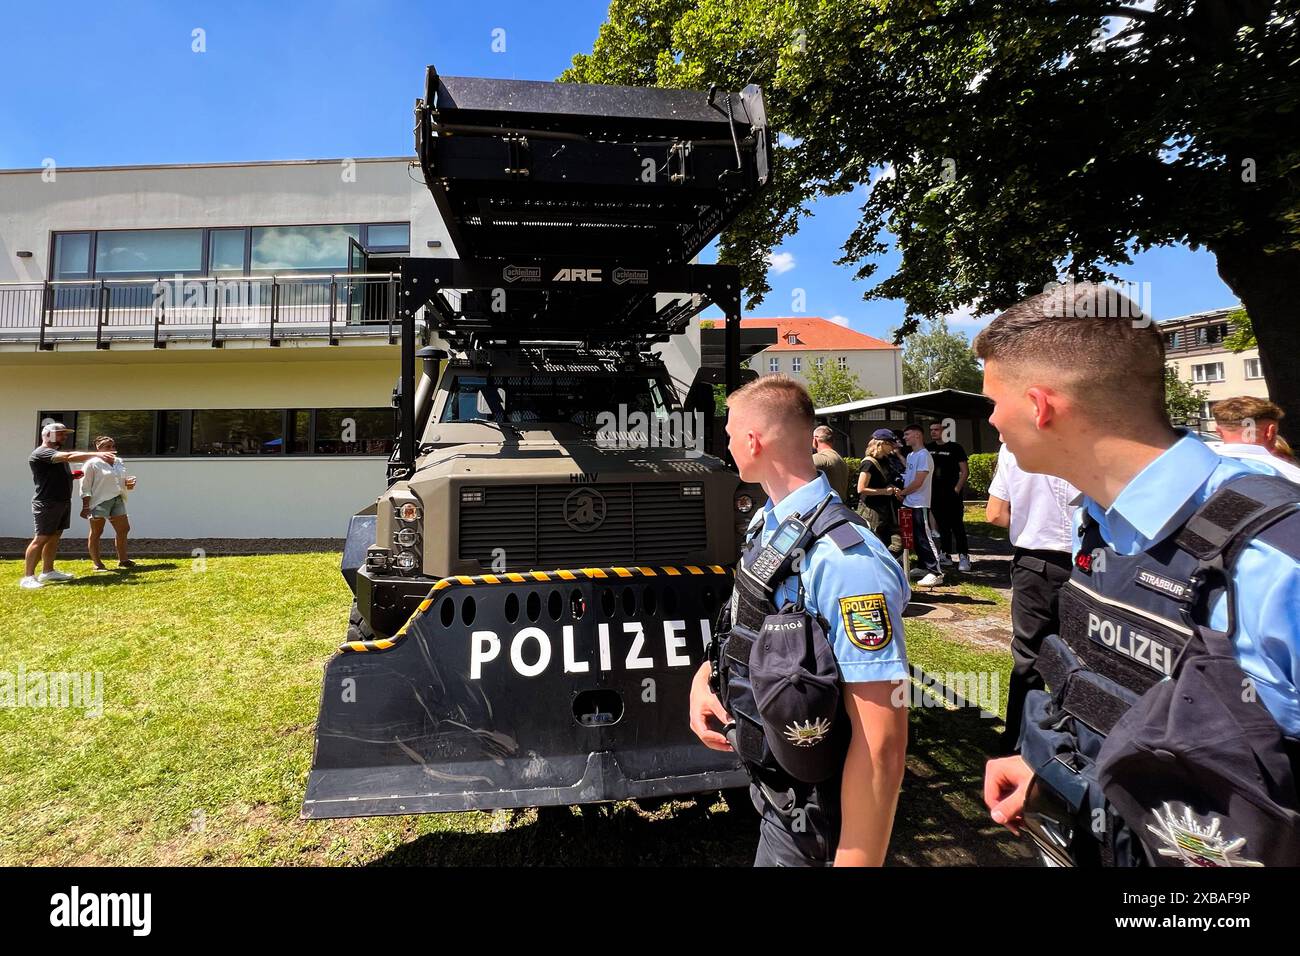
[931,489,969,556]
[1000,547,1074,754]
[751,782,840,867]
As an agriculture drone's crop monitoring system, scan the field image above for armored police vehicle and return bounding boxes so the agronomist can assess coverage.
[302,67,771,817]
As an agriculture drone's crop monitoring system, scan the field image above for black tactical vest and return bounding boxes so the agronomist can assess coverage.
[1023,472,1300,866]
[711,499,868,812]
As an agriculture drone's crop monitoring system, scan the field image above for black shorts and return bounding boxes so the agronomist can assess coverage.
[33,498,71,536]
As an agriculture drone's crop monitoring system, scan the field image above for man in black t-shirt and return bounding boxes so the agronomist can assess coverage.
[22,422,115,589]
[926,421,971,571]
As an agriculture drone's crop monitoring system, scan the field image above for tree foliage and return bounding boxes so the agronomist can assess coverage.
[1223,307,1258,353]
[805,363,872,408]
[900,317,984,393]
[564,0,1300,420]
[1165,366,1209,425]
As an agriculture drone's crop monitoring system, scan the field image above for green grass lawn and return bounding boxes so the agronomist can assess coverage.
[0,553,1025,866]
[963,502,1008,541]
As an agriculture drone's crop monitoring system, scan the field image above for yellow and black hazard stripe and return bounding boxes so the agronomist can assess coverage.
[337,564,733,654]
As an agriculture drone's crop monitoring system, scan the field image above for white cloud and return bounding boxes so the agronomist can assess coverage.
[766,251,796,274]
[942,303,994,331]
[943,303,979,324]
[828,314,850,327]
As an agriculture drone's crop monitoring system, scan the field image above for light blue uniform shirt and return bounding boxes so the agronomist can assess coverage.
[745,472,911,684]
[1079,433,1300,736]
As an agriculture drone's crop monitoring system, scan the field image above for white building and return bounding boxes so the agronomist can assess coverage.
[743,317,903,396]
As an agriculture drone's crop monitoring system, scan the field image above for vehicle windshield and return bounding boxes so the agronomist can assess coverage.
[439,373,673,428]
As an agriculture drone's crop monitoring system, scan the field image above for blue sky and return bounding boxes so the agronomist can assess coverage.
[0,0,1236,341]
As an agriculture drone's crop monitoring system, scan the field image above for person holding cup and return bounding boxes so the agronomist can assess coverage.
[79,435,138,571]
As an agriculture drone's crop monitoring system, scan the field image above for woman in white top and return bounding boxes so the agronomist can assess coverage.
[78,436,138,571]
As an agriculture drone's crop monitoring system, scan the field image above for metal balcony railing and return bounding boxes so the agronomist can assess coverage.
[0,273,399,349]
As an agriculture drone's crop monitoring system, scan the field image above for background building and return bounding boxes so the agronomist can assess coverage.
[1161,306,1267,427]
[742,317,903,396]
[0,157,702,540]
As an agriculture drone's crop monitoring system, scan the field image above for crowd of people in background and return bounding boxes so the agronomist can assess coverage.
[811,393,1300,598]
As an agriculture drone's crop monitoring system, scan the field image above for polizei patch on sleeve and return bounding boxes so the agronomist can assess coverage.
[839,593,892,651]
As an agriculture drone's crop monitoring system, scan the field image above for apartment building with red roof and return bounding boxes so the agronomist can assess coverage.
[742,317,903,396]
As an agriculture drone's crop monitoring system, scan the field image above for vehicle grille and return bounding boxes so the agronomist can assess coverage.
[459,482,707,569]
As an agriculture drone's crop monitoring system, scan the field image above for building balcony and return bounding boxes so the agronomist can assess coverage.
[0,273,400,349]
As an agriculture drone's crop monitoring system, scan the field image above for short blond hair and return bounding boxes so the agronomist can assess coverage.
[1212,395,1284,428]
[726,374,815,432]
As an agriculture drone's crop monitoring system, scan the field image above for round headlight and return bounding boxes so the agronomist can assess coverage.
[735,494,754,514]
[395,528,418,547]
[394,552,418,571]
[398,502,421,522]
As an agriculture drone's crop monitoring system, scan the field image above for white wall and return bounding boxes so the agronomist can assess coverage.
[750,347,904,396]
[0,157,447,282]
[1,349,395,538]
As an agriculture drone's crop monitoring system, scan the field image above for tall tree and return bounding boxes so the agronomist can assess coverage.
[900,317,984,393]
[805,363,872,408]
[564,0,1300,422]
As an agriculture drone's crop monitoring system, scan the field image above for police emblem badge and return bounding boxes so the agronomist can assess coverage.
[1147,803,1263,867]
[783,717,832,747]
[839,593,892,651]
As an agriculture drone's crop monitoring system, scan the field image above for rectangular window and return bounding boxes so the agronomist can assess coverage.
[36,409,389,456]
[1200,401,1214,421]
[314,408,394,455]
[209,229,248,275]
[160,411,184,455]
[250,224,360,273]
[1192,362,1224,383]
[768,357,779,372]
[837,356,848,370]
[191,409,284,455]
[791,356,801,372]
[74,410,156,456]
[95,229,203,276]
[1244,357,1263,379]
[363,223,411,251]
[815,357,825,371]
[53,233,92,280]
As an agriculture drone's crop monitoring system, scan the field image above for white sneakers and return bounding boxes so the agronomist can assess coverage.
[18,569,76,588]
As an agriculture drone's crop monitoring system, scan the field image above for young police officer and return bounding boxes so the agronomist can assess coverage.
[689,375,910,866]
[977,283,1300,866]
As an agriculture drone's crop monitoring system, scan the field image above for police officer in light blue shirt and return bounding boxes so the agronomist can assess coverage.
[1074,435,1300,736]
[689,374,910,866]
[974,282,1300,865]
[746,472,912,687]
